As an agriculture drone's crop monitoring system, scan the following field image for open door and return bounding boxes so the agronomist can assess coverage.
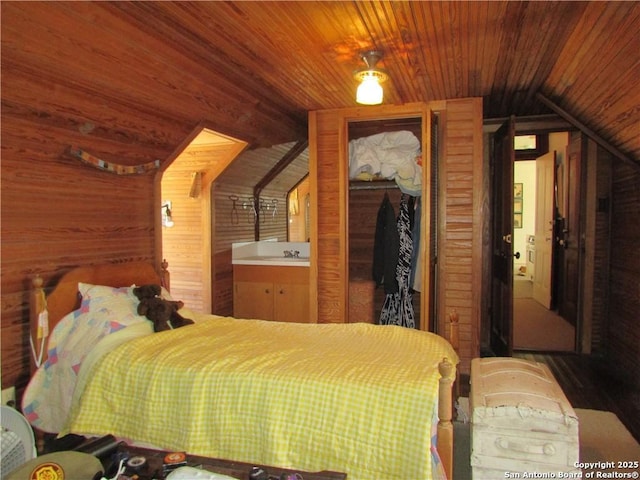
[490,116,515,356]
[556,135,583,326]
[532,151,557,308]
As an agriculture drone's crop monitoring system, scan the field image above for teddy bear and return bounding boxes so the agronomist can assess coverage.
[132,284,194,332]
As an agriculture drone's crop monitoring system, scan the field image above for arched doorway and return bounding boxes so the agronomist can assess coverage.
[159,127,247,312]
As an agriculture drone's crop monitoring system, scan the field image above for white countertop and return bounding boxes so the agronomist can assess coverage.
[232,256,310,267]
[232,240,310,267]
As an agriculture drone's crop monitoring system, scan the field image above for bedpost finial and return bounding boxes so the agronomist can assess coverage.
[439,357,454,378]
[32,275,43,288]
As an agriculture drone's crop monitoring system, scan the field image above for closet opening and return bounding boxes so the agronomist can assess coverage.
[346,116,439,331]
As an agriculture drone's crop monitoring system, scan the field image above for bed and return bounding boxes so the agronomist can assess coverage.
[23,261,459,480]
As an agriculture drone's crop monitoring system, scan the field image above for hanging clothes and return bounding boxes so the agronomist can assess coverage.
[380,193,416,328]
[372,192,399,294]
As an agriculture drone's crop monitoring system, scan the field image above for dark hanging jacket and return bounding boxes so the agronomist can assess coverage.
[372,192,399,294]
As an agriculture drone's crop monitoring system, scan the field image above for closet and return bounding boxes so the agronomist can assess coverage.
[347,116,437,329]
[310,99,483,374]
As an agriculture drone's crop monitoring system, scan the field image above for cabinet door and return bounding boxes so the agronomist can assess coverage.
[234,281,274,320]
[274,283,310,323]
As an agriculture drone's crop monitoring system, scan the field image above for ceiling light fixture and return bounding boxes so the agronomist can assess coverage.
[354,50,388,105]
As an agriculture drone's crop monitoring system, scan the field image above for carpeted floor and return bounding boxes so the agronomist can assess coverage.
[513,278,575,352]
[453,407,640,479]
[577,409,640,470]
[513,298,575,351]
[513,276,533,298]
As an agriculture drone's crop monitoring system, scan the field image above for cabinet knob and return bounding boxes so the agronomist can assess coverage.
[265,289,270,294]
[279,289,284,294]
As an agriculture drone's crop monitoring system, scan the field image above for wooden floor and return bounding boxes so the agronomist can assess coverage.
[510,352,640,443]
[499,280,640,442]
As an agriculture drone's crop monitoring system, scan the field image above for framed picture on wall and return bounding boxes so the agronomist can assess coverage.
[514,183,523,228]
[514,183,523,199]
[514,198,523,214]
[514,213,523,229]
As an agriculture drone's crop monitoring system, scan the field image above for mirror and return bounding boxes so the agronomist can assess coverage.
[287,175,310,241]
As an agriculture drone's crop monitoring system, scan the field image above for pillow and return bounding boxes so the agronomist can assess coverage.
[78,282,139,321]
[75,282,149,344]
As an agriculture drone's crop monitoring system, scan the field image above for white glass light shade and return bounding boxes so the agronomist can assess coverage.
[162,202,174,228]
[356,74,383,105]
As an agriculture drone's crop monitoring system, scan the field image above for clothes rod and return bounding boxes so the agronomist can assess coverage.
[349,180,398,191]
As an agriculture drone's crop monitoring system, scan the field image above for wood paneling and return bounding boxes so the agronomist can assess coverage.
[591,146,613,353]
[437,98,484,374]
[1,129,156,394]
[310,108,349,325]
[608,162,640,388]
[582,141,614,354]
[2,2,637,158]
[161,138,246,313]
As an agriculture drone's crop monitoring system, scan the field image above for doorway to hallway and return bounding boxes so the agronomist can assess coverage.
[512,133,576,352]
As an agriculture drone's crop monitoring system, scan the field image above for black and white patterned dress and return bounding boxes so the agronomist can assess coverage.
[379,193,415,328]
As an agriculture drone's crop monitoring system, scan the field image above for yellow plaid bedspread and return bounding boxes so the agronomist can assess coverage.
[65,315,458,479]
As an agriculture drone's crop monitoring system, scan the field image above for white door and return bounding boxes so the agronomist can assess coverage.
[532,151,556,308]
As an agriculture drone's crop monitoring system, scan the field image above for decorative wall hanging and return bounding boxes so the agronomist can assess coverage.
[68,147,160,175]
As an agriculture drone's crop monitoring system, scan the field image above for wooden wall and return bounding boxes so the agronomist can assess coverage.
[310,99,483,374]
[1,4,305,394]
[0,125,305,393]
[608,161,640,388]
[0,145,157,394]
[438,99,484,373]
[582,140,613,354]
[349,188,403,282]
[349,188,419,325]
[161,140,246,312]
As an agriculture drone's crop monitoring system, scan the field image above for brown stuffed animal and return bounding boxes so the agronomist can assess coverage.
[133,284,194,332]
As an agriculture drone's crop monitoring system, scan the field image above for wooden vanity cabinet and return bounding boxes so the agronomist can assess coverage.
[233,264,310,322]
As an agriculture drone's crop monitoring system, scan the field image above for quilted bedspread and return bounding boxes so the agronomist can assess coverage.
[64,314,458,480]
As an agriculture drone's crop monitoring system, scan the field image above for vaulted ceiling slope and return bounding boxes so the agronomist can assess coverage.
[2,1,638,165]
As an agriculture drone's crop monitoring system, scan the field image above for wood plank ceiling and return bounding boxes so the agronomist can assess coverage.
[2,1,639,165]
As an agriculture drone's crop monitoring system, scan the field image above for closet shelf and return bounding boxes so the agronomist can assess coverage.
[349,180,398,191]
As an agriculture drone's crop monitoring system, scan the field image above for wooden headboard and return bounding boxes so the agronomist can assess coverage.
[29,260,169,372]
